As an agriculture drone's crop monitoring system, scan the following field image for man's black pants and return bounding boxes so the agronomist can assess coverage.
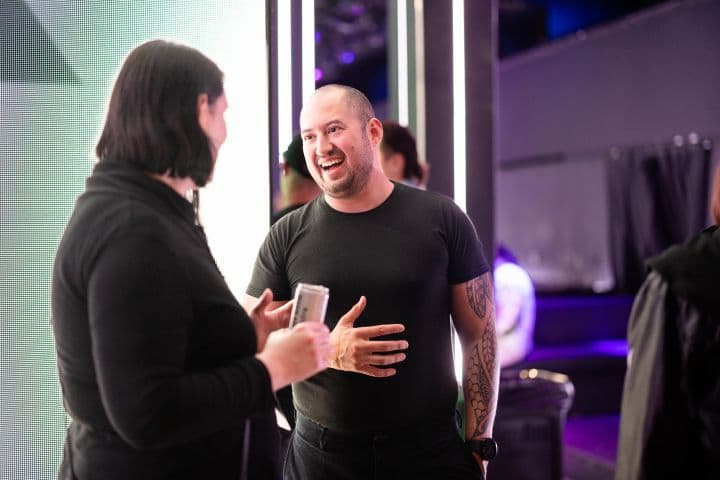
[284,414,484,480]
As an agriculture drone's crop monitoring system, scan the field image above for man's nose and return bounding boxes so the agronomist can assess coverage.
[315,134,332,155]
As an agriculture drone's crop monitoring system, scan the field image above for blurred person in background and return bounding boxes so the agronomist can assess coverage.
[378,120,429,189]
[272,133,321,225]
[493,245,536,368]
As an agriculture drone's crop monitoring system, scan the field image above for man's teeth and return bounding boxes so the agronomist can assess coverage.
[320,159,343,169]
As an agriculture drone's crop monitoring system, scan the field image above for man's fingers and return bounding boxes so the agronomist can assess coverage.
[336,296,367,327]
[366,352,407,366]
[354,323,407,340]
[356,339,409,353]
[360,366,397,377]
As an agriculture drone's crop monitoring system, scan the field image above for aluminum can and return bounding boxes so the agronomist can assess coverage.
[290,283,329,326]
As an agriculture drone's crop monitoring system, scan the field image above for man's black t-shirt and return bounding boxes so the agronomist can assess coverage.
[247,182,488,433]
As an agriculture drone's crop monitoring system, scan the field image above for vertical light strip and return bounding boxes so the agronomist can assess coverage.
[451,0,466,384]
[396,0,409,125]
[413,0,426,167]
[452,0,466,211]
[277,1,292,162]
[301,0,315,101]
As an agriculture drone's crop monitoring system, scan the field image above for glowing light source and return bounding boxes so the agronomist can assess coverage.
[278,1,292,162]
[451,0,467,384]
[452,0,466,212]
[338,51,355,64]
[302,1,316,99]
[397,0,408,125]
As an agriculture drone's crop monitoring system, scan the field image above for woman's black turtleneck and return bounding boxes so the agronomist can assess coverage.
[51,161,273,479]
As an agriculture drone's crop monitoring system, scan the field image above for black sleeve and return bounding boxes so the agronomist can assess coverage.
[246,224,292,300]
[445,201,490,285]
[87,234,273,450]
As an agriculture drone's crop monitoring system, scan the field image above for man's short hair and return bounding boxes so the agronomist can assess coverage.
[283,134,312,179]
[96,39,224,187]
[313,84,375,125]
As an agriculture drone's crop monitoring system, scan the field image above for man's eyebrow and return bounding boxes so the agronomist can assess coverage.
[301,120,347,134]
[325,119,347,127]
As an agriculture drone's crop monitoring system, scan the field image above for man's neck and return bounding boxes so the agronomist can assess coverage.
[324,170,394,213]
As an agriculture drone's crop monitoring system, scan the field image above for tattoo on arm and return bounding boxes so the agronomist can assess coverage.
[465,275,497,437]
[467,343,492,436]
[466,275,491,318]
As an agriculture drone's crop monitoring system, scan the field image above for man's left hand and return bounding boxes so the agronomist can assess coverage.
[330,296,408,377]
[471,452,488,479]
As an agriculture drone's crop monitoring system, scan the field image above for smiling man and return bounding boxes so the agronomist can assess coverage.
[244,84,499,480]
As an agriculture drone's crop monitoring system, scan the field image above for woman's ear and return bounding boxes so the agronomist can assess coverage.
[197,93,210,130]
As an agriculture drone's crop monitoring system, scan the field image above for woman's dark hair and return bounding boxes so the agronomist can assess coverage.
[96,39,224,187]
[380,121,424,182]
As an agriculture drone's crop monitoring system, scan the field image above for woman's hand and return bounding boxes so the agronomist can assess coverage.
[248,288,293,351]
[256,321,331,391]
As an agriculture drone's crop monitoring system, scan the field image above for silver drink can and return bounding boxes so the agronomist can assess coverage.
[290,283,330,326]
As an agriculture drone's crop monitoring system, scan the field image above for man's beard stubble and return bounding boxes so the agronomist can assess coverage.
[322,136,374,199]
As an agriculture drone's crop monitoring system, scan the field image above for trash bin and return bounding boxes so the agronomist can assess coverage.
[457,368,574,480]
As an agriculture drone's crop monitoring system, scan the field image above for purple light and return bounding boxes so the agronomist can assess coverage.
[315,31,321,43]
[338,51,355,64]
[315,68,323,81]
[349,4,365,16]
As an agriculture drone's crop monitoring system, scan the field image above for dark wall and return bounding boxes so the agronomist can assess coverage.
[495,0,720,292]
[498,0,720,160]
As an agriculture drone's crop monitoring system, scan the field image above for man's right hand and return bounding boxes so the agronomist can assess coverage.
[330,296,409,377]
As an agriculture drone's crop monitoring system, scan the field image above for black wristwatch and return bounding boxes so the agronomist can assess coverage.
[465,438,498,461]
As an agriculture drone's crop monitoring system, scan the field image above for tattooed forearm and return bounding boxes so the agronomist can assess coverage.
[466,275,492,319]
[462,274,498,438]
[466,343,492,436]
[481,309,497,375]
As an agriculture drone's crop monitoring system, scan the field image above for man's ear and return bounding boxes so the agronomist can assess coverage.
[367,117,383,145]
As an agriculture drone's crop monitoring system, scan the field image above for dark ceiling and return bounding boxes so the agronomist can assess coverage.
[314,0,670,102]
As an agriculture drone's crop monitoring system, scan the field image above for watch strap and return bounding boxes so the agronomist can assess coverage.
[465,438,498,461]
